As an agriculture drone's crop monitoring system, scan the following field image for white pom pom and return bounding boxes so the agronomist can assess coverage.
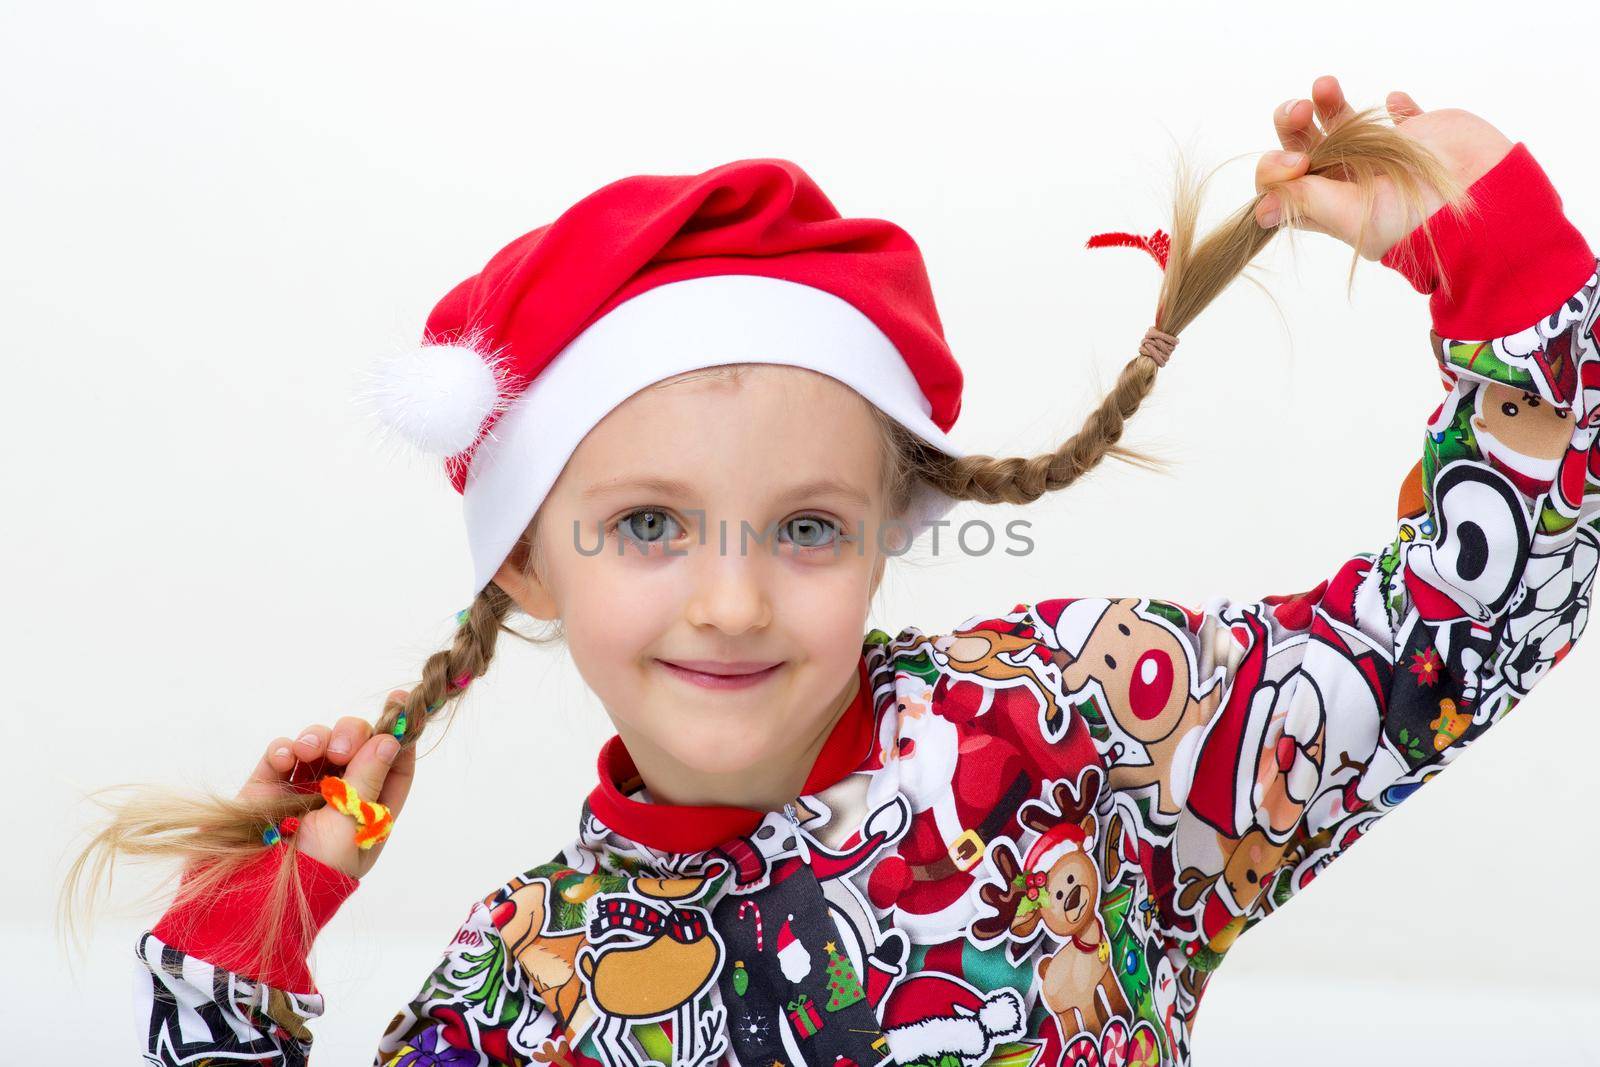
[978,988,1023,1038]
[357,342,503,456]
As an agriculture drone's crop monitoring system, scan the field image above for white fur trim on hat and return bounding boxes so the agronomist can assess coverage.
[885,988,1024,1065]
[977,989,1024,1039]
[461,274,968,599]
[885,1016,990,1064]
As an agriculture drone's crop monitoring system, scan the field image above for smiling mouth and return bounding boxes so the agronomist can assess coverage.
[657,659,782,676]
[655,659,785,689]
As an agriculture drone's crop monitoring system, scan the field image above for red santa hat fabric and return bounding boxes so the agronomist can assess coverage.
[1020,819,1091,875]
[361,157,969,599]
[880,974,1024,1065]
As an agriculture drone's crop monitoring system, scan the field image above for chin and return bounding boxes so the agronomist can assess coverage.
[659,722,774,778]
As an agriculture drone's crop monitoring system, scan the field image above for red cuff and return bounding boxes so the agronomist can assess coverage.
[151,846,360,995]
[1379,141,1595,340]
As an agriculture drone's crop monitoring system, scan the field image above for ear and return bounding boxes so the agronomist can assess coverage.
[492,544,560,621]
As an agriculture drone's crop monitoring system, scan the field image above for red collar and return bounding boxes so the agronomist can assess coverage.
[586,655,874,855]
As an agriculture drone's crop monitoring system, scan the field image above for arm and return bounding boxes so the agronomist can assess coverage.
[132,705,444,1063]
[133,846,562,1066]
[986,141,1596,967]
[1173,140,1598,952]
[134,844,359,1064]
[943,142,1594,1063]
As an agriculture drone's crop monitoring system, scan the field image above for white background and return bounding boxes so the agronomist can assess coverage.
[8,1,1598,1063]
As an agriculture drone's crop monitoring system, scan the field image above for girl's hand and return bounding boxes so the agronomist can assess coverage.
[235,690,417,880]
[1254,74,1515,260]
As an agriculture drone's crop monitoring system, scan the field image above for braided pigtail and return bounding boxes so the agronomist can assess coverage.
[913,105,1474,506]
[379,582,524,748]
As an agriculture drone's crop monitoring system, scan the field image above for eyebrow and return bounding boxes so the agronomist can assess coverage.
[580,475,871,509]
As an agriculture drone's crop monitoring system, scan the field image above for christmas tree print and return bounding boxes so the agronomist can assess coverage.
[1099,886,1150,1008]
[822,940,865,1012]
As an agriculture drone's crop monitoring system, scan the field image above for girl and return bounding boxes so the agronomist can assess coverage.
[66,75,1598,1067]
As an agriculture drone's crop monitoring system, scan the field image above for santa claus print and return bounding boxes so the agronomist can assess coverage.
[776,914,814,983]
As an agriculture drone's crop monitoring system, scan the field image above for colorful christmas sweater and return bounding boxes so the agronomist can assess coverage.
[134,142,1599,1067]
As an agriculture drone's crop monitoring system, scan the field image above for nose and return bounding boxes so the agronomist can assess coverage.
[683,543,773,635]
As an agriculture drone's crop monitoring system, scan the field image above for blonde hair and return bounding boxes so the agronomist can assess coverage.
[58,105,1473,983]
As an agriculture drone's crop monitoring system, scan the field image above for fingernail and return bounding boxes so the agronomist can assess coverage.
[1281,98,1297,116]
[1276,151,1304,167]
[377,736,400,764]
[274,746,291,759]
[1259,202,1281,228]
[297,732,318,746]
[329,738,350,757]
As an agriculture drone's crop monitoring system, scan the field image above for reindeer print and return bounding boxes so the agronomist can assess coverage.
[578,874,730,1067]
[1057,599,1225,817]
[971,766,1131,1037]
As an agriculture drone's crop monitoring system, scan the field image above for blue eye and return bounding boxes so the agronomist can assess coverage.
[780,515,843,551]
[612,509,684,550]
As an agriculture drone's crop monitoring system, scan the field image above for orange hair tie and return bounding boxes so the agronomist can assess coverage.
[318,775,394,849]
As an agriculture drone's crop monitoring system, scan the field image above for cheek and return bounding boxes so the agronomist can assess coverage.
[779,565,874,658]
[558,555,682,663]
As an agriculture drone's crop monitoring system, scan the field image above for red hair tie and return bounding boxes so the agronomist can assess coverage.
[261,815,301,847]
[1085,227,1171,271]
[1087,228,1179,366]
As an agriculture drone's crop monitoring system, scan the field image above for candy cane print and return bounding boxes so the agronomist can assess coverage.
[737,900,763,951]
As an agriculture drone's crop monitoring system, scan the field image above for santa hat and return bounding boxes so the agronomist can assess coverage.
[358,157,969,599]
[1184,610,1271,838]
[880,974,1025,1066]
[776,915,799,953]
[1020,818,1092,875]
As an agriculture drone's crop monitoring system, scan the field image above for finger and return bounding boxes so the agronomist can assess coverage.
[292,723,331,761]
[327,715,374,765]
[342,731,404,815]
[1386,90,1423,121]
[1255,148,1310,200]
[1274,98,1320,154]
[1310,74,1357,134]
[1310,73,1349,112]
[358,738,413,865]
[237,736,298,799]
[1260,173,1356,240]
[376,740,417,820]
[258,736,298,781]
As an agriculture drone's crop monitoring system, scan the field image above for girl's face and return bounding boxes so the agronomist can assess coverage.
[493,364,895,805]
